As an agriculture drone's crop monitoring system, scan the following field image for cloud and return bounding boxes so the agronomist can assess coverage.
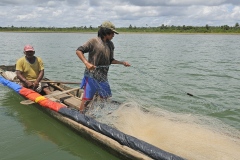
[231,6,240,19]
[120,0,240,6]
[0,0,239,27]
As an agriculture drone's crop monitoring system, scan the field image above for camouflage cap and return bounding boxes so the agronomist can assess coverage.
[101,21,119,34]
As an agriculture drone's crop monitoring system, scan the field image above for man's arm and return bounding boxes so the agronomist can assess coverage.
[16,70,33,88]
[31,69,43,89]
[16,70,27,82]
[35,70,44,83]
[111,59,131,67]
[76,50,96,70]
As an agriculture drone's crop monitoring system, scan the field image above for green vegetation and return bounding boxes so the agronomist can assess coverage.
[1,23,240,33]
[123,23,240,33]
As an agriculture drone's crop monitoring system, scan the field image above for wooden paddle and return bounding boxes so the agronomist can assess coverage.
[38,80,80,84]
[14,80,80,84]
[20,87,80,105]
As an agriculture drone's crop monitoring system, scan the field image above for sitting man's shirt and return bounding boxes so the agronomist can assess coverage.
[16,57,44,80]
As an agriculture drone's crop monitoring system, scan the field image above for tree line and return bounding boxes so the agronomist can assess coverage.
[0,23,239,33]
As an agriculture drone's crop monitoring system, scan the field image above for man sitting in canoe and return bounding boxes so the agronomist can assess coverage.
[16,45,51,95]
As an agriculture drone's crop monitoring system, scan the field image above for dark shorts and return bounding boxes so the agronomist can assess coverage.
[80,76,112,100]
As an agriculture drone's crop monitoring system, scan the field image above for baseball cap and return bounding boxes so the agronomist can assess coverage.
[101,21,119,34]
[24,45,35,52]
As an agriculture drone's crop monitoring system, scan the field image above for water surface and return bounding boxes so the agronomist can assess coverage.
[0,32,240,160]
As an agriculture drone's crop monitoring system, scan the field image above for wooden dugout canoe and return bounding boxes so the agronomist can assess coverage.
[0,65,184,160]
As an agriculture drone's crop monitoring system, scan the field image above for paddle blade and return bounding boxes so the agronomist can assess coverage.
[20,99,35,105]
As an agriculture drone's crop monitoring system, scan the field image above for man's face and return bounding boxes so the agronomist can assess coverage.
[106,32,115,40]
[24,51,35,58]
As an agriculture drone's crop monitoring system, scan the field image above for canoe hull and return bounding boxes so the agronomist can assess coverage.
[0,65,184,160]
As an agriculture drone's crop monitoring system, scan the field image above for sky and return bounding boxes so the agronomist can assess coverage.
[0,0,240,28]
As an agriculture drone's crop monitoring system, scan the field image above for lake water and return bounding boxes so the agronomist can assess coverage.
[0,32,240,160]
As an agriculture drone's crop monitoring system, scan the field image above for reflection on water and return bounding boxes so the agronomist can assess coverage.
[0,90,119,160]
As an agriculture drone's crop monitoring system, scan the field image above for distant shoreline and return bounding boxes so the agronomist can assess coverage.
[1,31,239,35]
[1,25,239,34]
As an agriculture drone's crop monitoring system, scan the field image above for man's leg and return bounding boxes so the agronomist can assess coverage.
[42,87,52,95]
[79,77,96,114]
[40,83,52,95]
[79,99,91,114]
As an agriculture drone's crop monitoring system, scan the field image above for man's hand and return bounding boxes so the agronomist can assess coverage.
[33,80,40,90]
[25,80,34,88]
[85,61,96,70]
[122,61,131,67]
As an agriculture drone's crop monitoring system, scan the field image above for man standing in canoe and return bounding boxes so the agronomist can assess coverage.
[16,45,51,95]
[76,21,131,114]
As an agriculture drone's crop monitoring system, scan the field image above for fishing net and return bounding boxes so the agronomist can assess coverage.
[86,96,120,121]
[83,67,121,120]
[1,71,17,81]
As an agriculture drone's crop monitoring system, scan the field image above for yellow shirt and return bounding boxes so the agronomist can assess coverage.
[16,56,44,80]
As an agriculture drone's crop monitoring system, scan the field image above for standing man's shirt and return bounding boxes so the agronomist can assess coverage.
[77,37,115,82]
